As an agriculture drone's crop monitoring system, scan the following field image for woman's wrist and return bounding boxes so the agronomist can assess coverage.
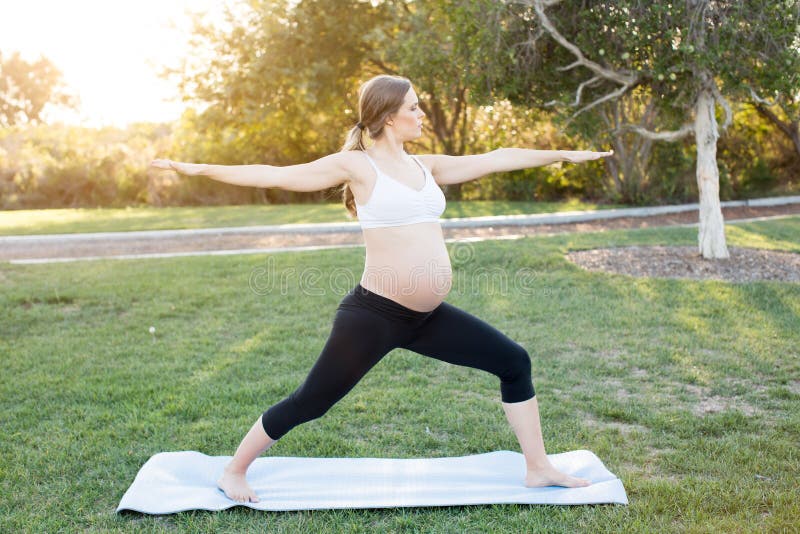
[178,161,211,176]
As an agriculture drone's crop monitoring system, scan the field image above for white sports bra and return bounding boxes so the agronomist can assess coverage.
[355,151,446,229]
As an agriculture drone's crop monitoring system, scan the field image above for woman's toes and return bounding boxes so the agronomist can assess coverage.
[217,471,259,503]
[563,475,590,487]
[526,466,593,488]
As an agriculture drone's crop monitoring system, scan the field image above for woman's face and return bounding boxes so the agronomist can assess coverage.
[389,87,425,140]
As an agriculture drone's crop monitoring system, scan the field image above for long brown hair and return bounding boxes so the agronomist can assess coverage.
[340,74,412,218]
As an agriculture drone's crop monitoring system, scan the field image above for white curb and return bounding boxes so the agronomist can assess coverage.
[7,234,531,264]
[2,195,798,244]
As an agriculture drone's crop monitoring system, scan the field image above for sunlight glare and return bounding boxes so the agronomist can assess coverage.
[0,0,231,127]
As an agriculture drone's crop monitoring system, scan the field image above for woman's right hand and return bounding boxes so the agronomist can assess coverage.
[150,159,208,176]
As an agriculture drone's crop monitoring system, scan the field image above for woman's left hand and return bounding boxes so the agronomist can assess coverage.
[562,150,614,163]
[150,159,208,176]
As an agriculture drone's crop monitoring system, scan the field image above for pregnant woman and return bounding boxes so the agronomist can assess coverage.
[152,74,612,503]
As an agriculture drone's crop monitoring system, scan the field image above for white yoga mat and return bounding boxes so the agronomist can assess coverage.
[117,449,628,514]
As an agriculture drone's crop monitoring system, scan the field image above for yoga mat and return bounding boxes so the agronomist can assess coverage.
[117,449,628,514]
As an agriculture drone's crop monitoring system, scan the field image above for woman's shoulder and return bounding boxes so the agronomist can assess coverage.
[336,150,371,186]
[334,149,369,163]
[412,154,439,174]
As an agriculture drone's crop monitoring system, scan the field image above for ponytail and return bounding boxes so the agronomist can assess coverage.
[339,124,368,218]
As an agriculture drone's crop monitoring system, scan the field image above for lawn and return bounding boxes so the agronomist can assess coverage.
[0,199,622,236]
[1,216,798,532]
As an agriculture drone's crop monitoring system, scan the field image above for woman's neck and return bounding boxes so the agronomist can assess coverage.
[370,138,406,160]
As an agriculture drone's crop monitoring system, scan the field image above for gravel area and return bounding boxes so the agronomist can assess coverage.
[566,245,800,283]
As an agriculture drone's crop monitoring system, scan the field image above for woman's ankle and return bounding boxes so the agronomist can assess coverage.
[223,461,250,476]
[525,458,553,472]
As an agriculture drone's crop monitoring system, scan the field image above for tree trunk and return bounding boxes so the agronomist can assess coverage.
[694,85,729,259]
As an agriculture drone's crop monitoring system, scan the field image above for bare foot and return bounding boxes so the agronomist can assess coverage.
[525,464,592,488]
[217,466,259,503]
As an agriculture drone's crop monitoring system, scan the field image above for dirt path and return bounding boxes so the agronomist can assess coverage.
[567,245,800,283]
[2,204,798,262]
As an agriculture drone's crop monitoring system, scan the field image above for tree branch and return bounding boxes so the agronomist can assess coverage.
[366,58,399,76]
[752,102,795,140]
[571,75,602,106]
[524,0,640,123]
[710,81,732,130]
[569,82,634,120]
[618,123,694,142]
[748,86,777,107]
[557,60,582,72]
[528,0,637,86]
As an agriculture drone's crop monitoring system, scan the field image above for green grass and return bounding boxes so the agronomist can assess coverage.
[0,199,623,236]
[1,217,798,532]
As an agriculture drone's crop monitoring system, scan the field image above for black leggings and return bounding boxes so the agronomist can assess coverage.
[262,284,535,440]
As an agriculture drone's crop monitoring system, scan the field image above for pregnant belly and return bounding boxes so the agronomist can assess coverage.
[360,229,453,312]
[362,259,452,312]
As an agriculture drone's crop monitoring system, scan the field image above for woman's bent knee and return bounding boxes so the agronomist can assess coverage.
[499,345,535,403]
[261,391,333,441]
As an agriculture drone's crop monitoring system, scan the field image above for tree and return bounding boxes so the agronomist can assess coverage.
[502,0,800,259]
[0,51,76,126]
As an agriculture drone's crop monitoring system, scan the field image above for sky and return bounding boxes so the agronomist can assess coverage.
[0,0,231,127]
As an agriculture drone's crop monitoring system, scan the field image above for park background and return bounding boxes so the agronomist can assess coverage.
[1,0,799,211]
[1,1,799,532]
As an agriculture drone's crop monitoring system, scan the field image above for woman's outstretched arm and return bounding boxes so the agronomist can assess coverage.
[150,152,352,192]
[420,148,613,186]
